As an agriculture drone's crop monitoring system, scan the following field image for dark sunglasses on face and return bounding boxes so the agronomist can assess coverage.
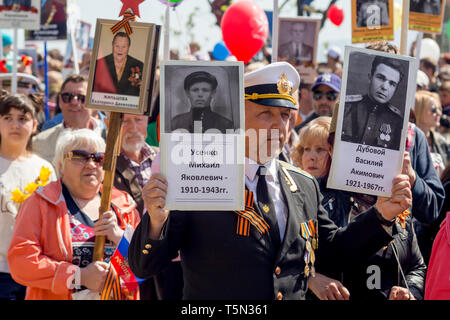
[60,92,86,104]
[64,150,105,165]
[312,90,338,101]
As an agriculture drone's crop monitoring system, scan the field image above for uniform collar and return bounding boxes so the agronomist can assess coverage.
[366,94,389,109]
[245,157,277,182]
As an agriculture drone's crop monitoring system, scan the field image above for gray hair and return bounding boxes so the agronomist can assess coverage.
[53,128,106,177]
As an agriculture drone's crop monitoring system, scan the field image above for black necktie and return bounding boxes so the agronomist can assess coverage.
[256,166,281,249]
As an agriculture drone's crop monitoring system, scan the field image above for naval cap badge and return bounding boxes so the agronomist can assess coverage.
[277,73,292,95]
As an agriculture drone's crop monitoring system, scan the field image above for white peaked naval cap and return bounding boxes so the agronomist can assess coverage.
[244,62,300,109]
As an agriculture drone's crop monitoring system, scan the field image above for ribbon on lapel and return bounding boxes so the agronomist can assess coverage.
[111,10,136,35]
[234,190,270,236]
[396,210,411,229]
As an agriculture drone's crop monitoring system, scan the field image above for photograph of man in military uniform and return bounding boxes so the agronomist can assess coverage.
[165,65,240,134]
[356,0,390,28]
[341,51,409,150]
[278,19,317,67]
[93,31,144,97]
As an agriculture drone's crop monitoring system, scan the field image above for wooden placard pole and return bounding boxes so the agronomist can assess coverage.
[400,0,410,55]
[93,112,124,262]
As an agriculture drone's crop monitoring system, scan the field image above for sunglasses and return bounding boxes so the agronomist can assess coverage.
[60,92,86,104]
[312,90,338,101]
[64,150,105,166]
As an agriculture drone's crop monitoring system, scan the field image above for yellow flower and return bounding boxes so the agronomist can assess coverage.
[11,188,27,204]
[39,167,52,184]
[24,182,38,195]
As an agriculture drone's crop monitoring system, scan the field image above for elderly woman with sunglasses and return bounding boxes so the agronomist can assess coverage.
[414,90,450,176]
[8,129,140,300]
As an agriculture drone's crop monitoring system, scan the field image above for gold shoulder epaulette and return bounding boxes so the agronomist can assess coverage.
[345,94,363,103]
[279,160,314,180]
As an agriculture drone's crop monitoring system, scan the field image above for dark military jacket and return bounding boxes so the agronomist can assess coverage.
[341,94,404,150]
[129,160,394,300]
[93,54,143,96]
[171,107,234,133]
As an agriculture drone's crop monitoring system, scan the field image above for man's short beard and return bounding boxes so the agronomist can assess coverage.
[122,132,145,154]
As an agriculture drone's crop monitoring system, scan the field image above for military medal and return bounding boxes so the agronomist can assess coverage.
[304,264,310,277]
[262,204,270,213]
[312,237,318,250]
[379,123,391,142]
[305,239,312,252]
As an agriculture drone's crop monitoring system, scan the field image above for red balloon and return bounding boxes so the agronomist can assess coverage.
[221,0,268,63]
[327,4,344,26]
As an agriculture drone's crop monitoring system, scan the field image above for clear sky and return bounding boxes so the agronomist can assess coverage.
[16,0,419,63]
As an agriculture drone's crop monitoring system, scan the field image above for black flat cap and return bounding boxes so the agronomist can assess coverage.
[184,71,218,91]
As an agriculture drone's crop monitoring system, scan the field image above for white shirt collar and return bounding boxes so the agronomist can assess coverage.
[245,157,277,182]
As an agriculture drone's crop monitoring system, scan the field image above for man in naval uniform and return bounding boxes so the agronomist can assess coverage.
[341,55,405,150]
[128,62,413,300]
[170,71,234,133]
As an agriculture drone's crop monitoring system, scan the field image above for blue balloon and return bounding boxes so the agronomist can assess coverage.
[212,41,230,61]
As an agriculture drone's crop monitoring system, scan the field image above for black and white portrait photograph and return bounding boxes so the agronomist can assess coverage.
[410,0,442,15]
[277,17,320,67]
[160,61,245,211]
[86,19,160,115]
[341,50,410,150]
[327,47,416,197]
[356,0,390,28]
[162,61,243,134]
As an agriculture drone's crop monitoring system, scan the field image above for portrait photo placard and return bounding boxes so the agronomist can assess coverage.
[277,17,320,84]
[409,0,446,33]
[351,0,394,44]
[85,19,160,115]
[0,0,40,30]
[25,0,67,41]
[327,47,417,197]
[160,61,245,211]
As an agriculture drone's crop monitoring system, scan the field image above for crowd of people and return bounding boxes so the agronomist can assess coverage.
[0,23,449,301]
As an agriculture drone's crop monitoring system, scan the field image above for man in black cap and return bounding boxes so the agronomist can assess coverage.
[129,62,413,300]
[171,71,234,133]
[295,72,341,133]
[342,55,405,150]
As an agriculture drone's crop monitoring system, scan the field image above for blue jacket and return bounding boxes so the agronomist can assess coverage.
[407,124,445,263]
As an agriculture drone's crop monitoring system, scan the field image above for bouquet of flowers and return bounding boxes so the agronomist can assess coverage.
[10,167,52,204]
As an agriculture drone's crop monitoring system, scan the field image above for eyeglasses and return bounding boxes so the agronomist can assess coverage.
[430,106,440,114]
[64,150,105,166]
[60,92,86,104]
[312,90,338,101]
